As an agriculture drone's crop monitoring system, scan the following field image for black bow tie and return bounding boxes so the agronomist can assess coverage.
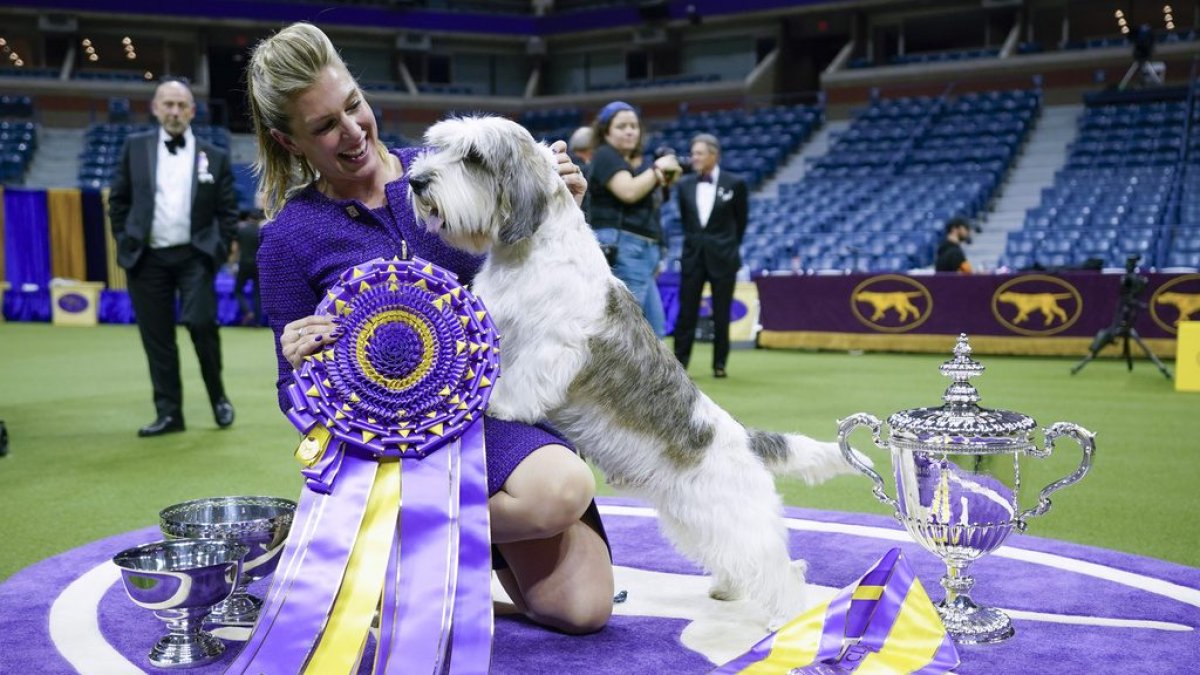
[165,135,186,155]
[698,173,713,184]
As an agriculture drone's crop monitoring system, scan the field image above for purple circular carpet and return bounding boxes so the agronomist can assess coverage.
[2,498,1198,674]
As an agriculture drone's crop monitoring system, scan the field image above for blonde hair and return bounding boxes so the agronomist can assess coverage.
[246,22,389,218]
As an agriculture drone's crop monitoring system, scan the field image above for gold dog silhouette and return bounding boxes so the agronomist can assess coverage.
[1155,292,1200,325]
[855,291,924,322]
[997,291,1072,326]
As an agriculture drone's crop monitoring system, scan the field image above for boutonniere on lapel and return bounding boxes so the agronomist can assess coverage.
[717,187,734,202]
[197,150,214,184]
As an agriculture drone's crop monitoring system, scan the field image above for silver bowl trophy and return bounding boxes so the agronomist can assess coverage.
[112,539,248,668]
[159,496,296,626]
[837,334,1095,644]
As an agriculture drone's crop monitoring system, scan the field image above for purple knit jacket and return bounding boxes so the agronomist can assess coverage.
[257,147,560,494]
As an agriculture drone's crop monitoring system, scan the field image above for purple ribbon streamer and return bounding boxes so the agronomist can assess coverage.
[448,420,493,674]
[227,450,378,674]
[379,447,456,674]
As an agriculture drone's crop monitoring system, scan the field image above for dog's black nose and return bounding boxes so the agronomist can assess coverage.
[408,173,430,194]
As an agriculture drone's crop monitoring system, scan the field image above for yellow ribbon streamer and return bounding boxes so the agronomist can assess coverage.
[304,460,402,674]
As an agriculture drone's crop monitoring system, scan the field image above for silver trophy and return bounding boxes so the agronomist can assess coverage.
[160,496,296,626]
[113,538,247,668]
[837,334,1095,644]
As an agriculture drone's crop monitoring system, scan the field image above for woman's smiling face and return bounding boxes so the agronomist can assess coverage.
[274,66,380,185]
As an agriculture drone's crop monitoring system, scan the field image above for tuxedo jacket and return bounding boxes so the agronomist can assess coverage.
[108,130,239,270]
[674,169,749,279]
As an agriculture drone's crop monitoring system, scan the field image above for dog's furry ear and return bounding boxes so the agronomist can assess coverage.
[495,125,548,245]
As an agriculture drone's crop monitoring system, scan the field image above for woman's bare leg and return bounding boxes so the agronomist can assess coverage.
[489,445,614,634]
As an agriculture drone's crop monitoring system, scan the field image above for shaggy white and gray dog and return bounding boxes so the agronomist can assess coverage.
[408,115,862,629]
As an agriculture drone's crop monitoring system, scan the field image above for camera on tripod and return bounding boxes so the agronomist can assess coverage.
[1072,253,1172,379]
[1119,255,1148,305]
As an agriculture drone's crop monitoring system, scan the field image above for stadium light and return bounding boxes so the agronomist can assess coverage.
[143,70,153,80]
[0,38,7,47]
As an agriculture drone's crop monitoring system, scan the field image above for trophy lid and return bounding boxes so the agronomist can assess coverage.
[885,334,1037,453]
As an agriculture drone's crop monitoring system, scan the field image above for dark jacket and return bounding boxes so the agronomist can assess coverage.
[674,168,749,278]
[108,130,238,270]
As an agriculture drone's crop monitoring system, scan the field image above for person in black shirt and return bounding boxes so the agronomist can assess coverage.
[587,101,681,336]
[935,217,974,274]
[232,209,264,325]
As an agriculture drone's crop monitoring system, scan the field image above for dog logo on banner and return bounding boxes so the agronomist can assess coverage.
[1150,274,1200,334]
[990,275,1082,336]
[851,275,933,333]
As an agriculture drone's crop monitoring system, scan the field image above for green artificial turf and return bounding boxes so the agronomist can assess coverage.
[0,323,1196,581]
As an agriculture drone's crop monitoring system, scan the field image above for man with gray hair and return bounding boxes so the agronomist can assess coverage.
[568,125,595,217]
[672,132,748,378]
[567,126,595,164]
[109,78,239,436]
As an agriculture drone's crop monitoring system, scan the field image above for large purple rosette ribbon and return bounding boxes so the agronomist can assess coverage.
[228,256,499,675]
[713,548,959,675]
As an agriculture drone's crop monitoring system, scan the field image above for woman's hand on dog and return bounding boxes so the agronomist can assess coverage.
[281,315,340,370]
[550,140,587,207]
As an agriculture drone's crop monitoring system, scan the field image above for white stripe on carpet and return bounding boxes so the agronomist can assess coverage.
[49,560,143,674]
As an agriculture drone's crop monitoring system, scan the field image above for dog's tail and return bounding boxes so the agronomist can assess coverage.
[748,429,869,485]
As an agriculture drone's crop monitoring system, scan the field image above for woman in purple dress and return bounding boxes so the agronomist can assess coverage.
[247,22,612,634]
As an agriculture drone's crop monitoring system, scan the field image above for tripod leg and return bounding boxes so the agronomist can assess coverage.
[1119,61,1140,90]
[1070,351,1098,375]
[1073,327,1116,375]
[1123,333,1133,371]
[1129,329,1173,380]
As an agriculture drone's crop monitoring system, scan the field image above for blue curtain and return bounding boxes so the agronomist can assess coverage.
[99,290,135,324]
[3,188,50,287]
[657,272,680,337]
[3,189,51,321]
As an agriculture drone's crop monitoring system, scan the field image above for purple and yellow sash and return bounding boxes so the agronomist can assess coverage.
[715,549,959,675]
[228,256,500,675]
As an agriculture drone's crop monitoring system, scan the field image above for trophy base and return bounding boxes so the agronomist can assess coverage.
[206,590,263,626]
[148,631,225,668]
[937,599,1015,645]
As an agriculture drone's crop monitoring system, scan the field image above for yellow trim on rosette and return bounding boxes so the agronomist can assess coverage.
[355,309,437,390]
[303,460,401,674]
[735,604,825,673]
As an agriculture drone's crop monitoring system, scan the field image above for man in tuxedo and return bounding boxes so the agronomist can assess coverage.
[672,133,748,378]
[109,79,238,437]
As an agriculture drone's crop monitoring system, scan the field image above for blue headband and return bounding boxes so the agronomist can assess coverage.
[598,101,635,125]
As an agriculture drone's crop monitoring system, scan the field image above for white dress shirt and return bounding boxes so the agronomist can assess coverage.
[150,127,195,249]
[696,165,719,228]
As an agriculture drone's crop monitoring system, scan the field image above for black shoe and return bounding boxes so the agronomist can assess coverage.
[713,367,728,378]
[213,397,235,428]
[138,415,185,437]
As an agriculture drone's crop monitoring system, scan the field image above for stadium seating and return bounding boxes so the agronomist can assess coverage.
[0,96,37,184]
[723,89,1038,275]
[649,104,823,190]
[999,94,1196,271]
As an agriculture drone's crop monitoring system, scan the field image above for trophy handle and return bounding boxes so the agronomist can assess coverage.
[836,413,898,512]
[1019,422,1096,522]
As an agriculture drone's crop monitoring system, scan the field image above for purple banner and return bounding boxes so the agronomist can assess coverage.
[756,272,1200,352]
